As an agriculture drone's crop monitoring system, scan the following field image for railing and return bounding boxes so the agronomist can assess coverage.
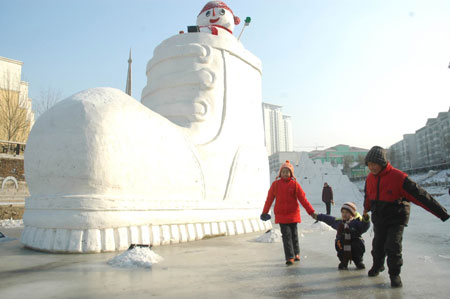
[0,139,26,156]
[403,162,450,175]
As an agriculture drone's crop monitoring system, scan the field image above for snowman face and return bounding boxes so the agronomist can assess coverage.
[196,7,235,32]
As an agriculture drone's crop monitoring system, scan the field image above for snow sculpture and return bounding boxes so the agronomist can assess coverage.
[195,1,240,35]
[21,1,270,253]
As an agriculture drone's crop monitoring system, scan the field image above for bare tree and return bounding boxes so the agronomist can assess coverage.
[0,71,32,142]
[342,155,354,175]
[357,154,366,165]
[34,86,63,118]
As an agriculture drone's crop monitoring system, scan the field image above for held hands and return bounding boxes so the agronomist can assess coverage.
[311,213,318,220]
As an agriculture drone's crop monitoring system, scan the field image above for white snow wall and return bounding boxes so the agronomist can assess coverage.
[21,32,271,253]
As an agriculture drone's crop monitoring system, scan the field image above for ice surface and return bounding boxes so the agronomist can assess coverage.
[1,186,449,298]
[107,247,163,268]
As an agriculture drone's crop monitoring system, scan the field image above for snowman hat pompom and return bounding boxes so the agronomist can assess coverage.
[198,1,241,25]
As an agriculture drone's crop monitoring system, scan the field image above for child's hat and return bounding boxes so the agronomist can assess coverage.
[277,160,295,178]
[341,202,357,216]
[365,146,388,167]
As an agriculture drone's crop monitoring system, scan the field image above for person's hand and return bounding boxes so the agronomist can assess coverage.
[363,209,369,217]
[311,213,318,220]
[331,200,335,205]
[260,213,271,221]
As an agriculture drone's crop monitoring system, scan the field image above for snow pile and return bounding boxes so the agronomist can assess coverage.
[107,247,163,268]
[301,221,334,234]
[0,219,24,228]
[251,229,282,243]
[410,169,450,185]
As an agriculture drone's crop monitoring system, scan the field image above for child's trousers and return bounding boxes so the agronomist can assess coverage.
[335,238,365,265]
[279,223,300,260]
[371,223,404,276]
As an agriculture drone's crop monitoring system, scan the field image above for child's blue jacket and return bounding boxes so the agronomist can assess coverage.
[317,212,370,240]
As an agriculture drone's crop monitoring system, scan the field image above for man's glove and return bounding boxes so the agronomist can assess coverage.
[260,213,271,221]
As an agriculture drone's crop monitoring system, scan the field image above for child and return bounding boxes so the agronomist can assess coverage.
[260,160,316,265]
[312,202,370,270]
[363,146,449,288]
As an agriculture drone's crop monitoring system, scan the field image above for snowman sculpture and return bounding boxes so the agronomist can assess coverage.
[196,1,240,35]
[21,1,270,253]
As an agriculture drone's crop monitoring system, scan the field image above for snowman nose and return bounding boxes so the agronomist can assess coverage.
[212,8,216,16]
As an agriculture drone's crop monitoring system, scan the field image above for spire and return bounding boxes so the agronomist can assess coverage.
[125,48,132,96]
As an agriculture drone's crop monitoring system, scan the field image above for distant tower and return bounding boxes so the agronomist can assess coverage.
[125,49,132,96]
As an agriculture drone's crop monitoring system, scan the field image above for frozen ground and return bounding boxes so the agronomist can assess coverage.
[1,158,448,298]
[1,197,449,299]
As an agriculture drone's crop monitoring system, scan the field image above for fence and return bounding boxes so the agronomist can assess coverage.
[0,140,26,156]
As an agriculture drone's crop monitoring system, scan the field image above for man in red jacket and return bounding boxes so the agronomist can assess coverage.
[261,160,316,265]
[363,146,449,288]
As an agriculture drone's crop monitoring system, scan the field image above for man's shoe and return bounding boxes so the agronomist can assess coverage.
[368,265,385,277]
[390,275,402,288]
[355,262,365,269]
[338,262,348,270]
[294,255,300,261]
[286,259,294,266]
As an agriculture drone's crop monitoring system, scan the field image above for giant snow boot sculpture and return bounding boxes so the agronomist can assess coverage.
[21,1,270,253]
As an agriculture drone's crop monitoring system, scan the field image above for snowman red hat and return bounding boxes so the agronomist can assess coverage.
[198,1,240,25]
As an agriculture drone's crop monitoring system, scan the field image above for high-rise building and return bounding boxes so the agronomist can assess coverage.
[262,102,293,155]
[389,108,450,170]
[283,115,294,152]
[0,56,34,142]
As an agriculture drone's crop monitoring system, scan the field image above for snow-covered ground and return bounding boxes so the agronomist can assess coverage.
[0,219,23,228]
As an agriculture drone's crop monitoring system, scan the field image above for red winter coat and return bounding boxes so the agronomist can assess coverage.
[364,163,449,225]
[262,178,315,224]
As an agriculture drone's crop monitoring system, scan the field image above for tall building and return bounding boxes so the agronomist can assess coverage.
[283,115,294,152]
[389,134,417,170]
[0,56,34,142]
[389,108,450,170]
[125,49,132,96]
[262,102,294,155]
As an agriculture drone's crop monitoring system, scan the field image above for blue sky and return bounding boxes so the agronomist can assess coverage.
[1,0,449,150]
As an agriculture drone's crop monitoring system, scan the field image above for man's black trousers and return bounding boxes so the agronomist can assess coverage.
[279,223,300,260]
[325,202,331,215]
[371,223,405,276]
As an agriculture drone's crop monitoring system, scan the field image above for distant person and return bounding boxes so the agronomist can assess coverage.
[322,182,334,215]
[363,146,449,288]
[260,160,316,266]
[312,202,370,270]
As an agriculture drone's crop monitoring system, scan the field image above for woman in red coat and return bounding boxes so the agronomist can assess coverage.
[261,160,316,265]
